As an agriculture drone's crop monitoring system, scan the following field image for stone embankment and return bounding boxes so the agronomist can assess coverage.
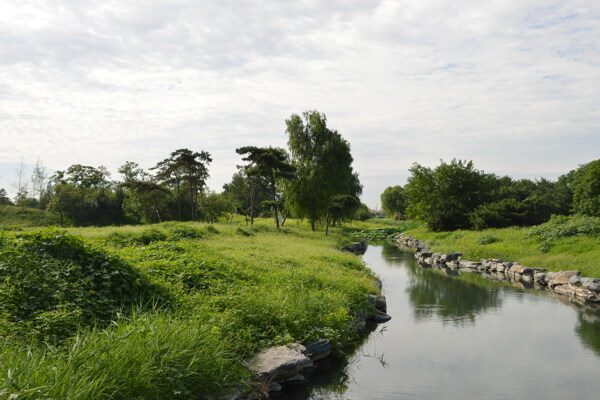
[396,233,600,305]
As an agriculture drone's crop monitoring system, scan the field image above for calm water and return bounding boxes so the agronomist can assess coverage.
[283,245,600,399]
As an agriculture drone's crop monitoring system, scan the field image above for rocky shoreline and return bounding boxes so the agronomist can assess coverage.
[396,233,600,306]
[224,275,390,400]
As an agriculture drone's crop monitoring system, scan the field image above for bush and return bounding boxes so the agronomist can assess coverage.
[527,214,600,241]
[0,230,159,341]
[478,235,500,245]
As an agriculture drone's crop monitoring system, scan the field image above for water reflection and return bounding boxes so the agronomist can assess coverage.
[394,253,502,325]
[284,245,600,399]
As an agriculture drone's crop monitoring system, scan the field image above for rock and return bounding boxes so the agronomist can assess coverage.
[285,374,306,384]
[459,260,481,269]
[342,241,367,255]
[509,264,533,275]
[534,271,547,284]
[550,271,581,288]
[571,277,600,293]
[268,382,283,394]
[368,294,387,313]
[368,312,392,323]
[303,340,332,361]
[441,252,462,262]
[249,344,313,382]
[419,252,433,258]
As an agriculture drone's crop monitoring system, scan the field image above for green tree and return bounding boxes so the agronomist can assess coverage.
[0,188,13,206]
[572,159,600,217]
[325,194,360,235]
[380,185,406,219]
[405,159,493,231]
[31,158,48,210]
[284,110,362,231]
[152,149,212,221]
[236,146,296,229]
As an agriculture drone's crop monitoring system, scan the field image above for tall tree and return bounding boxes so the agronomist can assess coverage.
[31,158,48,209]
[284,110,362,231]
[571,159,600,217]
[380,185,406,220]
[236,146,296,229]
[152,149,212,221]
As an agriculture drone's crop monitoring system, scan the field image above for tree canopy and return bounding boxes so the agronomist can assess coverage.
[284,110,362,230]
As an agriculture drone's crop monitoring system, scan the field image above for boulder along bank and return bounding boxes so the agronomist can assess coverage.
[396,233,600,307]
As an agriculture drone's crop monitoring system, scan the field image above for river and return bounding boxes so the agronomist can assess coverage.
[283,244,600,399]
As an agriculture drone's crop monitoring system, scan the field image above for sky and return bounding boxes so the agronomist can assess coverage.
[1,0,599,208]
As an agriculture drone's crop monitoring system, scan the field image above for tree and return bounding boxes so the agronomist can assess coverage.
[405,159,494,231]
[380,185,406,219]
[284,110,362,231]
[571,159,600,217]
[325,194,360,234]
[223,169,270,224]
[0,188,12,206]
[152,149,212,221]
[236,146,296,229]
[31,158,48,209]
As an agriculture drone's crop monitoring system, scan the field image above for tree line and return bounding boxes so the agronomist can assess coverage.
[1,111,366,231]
[380,158,600,231]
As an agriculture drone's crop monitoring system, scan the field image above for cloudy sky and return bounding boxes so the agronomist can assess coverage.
[1,0,599,207]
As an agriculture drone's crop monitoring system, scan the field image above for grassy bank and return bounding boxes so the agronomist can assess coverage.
[0,204,63,228]
[404,215,600,278]
[0,219,378,399]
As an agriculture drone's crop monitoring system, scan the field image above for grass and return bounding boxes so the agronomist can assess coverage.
[0,205,63,228]
[0,218,379,399]
[405,218,600,278]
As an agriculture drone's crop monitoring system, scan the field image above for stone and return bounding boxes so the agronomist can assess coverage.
[550,271,581,288]
[509,264,533,275]
[268,382,283,394]
[459,260,481,269]
[441,252,462,262]
[342,241,367,255]
[534,271,547,284]
[285,374,306,384]
[303,340,332,361]
[250,344,313,381]
[368,312,392,323]
[368,294,387,313]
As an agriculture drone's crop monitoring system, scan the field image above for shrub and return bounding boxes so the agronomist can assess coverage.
[478,235,500,245]
[0,230,160,341]
[527,214,600,241]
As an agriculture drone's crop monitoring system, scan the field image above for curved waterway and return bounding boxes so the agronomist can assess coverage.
[283,244,600,399]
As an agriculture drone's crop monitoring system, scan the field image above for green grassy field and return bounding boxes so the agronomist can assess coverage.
[0,204,63,228]
[403,215,600,278]
[0,219,379,399]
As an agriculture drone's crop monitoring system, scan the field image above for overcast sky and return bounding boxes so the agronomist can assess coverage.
[1,0,599,208]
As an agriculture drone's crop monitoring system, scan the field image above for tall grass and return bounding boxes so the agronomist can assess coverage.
[0,219,378,399]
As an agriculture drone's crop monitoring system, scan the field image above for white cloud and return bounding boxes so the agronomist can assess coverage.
[0,0,599,207]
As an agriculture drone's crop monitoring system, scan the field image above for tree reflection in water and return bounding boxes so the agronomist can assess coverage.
[401,257,502,325]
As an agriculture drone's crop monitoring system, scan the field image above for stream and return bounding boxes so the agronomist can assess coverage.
[283,244,600,399]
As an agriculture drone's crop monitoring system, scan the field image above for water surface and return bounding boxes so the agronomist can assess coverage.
[284,245,600,399]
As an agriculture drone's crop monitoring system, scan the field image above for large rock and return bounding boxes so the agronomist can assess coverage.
[441,253,462,262]
[368,294,387,313]
[250,344,313,382]
[549,270,581,288]
[303,340,332,361]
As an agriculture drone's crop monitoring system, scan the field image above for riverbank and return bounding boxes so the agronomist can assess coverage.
[403,215,600,277]
[0,220,380,399]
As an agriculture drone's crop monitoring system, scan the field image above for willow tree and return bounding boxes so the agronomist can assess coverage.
[284,110,362,231]
[236,146,296,229]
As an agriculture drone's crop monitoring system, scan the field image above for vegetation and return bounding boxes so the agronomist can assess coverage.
[380,185,406,220]
[404,214,600,277]
[393,158,594,231]
[0,220,378,399]
[284,110,362,231]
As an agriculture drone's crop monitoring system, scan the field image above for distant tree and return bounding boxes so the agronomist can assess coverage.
[284,110,362,231]
[31,158,48,210]
[405,159,494,231]
[325,194,360,235]
[353,202,372,221]
[152,149,212,221]
[223,169,267,224]
[122,180,169,223]
[47,183,80,226]
[236,146,296,229]
[12,159,29,209]
[380,185,406,219]
[0,188,13,206]
[571,159,600,217]
[203,191,232,224]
